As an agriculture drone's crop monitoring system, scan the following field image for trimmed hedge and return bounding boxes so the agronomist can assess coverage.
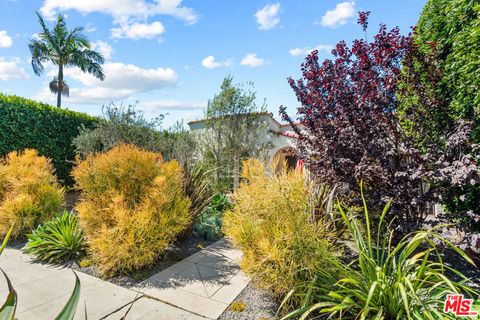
[0,94,98,185]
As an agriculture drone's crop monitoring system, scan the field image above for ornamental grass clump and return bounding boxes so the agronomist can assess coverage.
[72,144,191,276]
[0,149,64,237]
[281,184,480,320]
[223,159,340,308]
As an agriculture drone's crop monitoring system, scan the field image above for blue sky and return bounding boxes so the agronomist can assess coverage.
[0,0,427,128]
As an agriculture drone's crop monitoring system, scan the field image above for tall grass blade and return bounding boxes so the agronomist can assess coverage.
[54,272,81,320]
[0,225,14,256]
[0,270,16,320]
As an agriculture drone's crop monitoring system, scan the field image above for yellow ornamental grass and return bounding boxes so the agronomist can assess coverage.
[0,149,64,237]
[72,144,191,276]
[223,159,340,304]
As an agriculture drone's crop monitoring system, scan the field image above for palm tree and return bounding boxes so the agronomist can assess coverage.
[29,12,105,108]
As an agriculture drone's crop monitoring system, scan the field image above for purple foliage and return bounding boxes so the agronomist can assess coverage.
[281,12,480,225]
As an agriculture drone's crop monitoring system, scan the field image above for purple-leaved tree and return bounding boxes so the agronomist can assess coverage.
[281,12,479,227]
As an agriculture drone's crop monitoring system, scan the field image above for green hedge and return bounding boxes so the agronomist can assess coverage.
[0,94,98,185]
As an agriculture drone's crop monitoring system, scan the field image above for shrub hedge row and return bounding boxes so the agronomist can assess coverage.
[0,94,97,185]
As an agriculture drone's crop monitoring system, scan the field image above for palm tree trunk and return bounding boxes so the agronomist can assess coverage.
[57,64,63,108]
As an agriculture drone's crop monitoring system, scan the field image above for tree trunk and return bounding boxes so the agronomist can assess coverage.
[57,64,63,108]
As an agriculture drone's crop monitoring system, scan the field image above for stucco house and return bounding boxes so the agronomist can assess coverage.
[188,112,303,173]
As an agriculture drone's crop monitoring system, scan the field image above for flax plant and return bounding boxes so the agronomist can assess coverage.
[282,184,479,319]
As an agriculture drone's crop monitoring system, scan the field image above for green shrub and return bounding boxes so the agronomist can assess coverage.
[282,185,479,319]
[223,159,340,307]
[72,144,191,276]
[409,0,480,228]
[0,149,64,237]
[0,94,97,185]
[73,103,188,158]
[194,193,231,240]
[23,211,85,263]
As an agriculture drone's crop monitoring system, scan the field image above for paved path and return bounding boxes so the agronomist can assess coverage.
[133,239,250,319]
[0,239,248,319]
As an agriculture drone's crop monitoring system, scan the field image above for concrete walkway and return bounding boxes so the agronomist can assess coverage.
[0,239,249,319]
[133,239,250,319]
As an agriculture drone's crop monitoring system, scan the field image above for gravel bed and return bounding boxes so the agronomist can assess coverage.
[423,215,480,289]
[71,232,216,287]
[218,282,278,320]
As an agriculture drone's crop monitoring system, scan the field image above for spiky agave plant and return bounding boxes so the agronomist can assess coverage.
[24,210,85,263]
[281,184,479,320]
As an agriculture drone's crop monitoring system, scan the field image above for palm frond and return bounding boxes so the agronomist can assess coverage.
[35,11,60,54]
[68,49,105,80]
[28,40,50,76]
[67,27,89,49]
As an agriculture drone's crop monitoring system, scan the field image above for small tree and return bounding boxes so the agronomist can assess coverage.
[200,76,272,191]
[281,12,479,226]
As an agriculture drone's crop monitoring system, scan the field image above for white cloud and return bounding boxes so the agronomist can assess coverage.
[37,62,177,104]
[201,56,231,69]
[138,100,205,112]
[111,21,165,40]
[255,3,280,30]
[0,57,29,80]
[320,1,356,28]
[39,0,198,24]
[289,44,334,57]
[240,53,265,67]
[85,23,96,33]
[0,31,13,48]
[91,41,114,59]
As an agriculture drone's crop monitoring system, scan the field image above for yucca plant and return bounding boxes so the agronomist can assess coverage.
[0,224,81,319]
[281,184,479,319]
[24,211,85,263]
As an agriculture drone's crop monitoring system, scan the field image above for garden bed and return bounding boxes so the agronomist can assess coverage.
[218,283,278,320]
[71,231,217,287]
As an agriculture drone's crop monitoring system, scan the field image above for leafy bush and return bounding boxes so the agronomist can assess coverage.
[194,193,232,240]
[282,186,479,319]
[72,144,191,276]
[0,149,64,237]
[73,103,196,162]
[0,94,97,185]
[23,211,85,263]
[411,0,480,229]
[223,159,340,306]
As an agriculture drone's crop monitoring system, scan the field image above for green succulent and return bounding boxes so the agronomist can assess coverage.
[24,210,85,263]
[194,194,232,240]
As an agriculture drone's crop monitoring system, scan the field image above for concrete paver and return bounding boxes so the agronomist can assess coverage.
[134,239,250,319]
[103,296,206,320]
[0,239,248,319]
[0,248,200,319]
